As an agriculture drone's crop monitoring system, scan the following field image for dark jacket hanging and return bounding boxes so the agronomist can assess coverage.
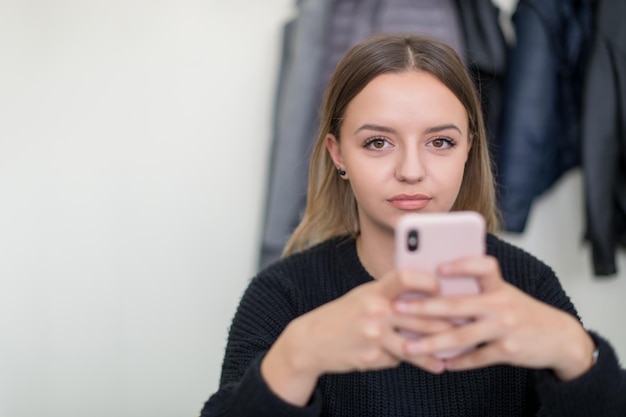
[496,0,592,233]
[581,0,626,276]
[259,0,336,269]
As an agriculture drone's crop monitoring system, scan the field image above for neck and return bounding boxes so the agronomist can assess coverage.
[356,227,395,280]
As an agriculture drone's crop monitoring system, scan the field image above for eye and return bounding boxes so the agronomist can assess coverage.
[427,137,455,149]
[363,137,392,150]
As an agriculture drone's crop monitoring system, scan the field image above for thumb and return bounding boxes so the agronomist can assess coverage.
[377,268,439,300]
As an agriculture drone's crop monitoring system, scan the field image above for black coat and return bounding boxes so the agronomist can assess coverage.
[582,0,626,276]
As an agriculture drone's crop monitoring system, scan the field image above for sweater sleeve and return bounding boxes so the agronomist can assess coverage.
[531,268,626,416]
[202,354,322,417]
[200,271,323,417]
[535,331,626,417]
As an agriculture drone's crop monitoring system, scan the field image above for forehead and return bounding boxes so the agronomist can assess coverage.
[342,70,468,133]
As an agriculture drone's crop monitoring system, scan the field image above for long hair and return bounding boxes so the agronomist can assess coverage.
[284,33,499,256]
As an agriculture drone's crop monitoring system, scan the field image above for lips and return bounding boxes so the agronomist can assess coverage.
[388,194,432,210]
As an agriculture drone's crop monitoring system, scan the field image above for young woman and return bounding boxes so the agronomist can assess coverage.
[201,34,625,416]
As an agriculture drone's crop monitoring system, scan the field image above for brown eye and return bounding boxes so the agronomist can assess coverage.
[363,137,391,150]
[432,138,445,148]
[372,139,385,149]
[427,137,455,149]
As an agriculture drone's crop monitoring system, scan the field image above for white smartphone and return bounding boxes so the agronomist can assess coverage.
[394,211,486,359]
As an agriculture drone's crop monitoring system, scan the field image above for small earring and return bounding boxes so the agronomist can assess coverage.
[337,168,346,176]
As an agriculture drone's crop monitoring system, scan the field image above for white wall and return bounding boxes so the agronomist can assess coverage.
[0,1,623,417]
[0,1,293,416]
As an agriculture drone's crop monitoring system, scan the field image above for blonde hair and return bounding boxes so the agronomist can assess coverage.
[284,33,500,256]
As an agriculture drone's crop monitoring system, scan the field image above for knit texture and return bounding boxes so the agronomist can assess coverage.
[202,234,625,416]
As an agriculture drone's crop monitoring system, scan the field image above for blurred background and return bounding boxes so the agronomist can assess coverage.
[1,1,624,416]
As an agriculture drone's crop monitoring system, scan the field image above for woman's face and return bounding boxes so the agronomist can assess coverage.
[327,70,471,238]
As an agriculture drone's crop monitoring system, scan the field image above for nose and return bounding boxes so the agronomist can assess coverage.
[395,147,426,183]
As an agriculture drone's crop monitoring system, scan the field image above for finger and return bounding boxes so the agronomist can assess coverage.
[389,315,455,336]
[438,255,504,292]
[355,347,403,371]
[380,329,446,374]
[404,320,495,357]
[444,343,507,371]
[377,268,439,299]
[394,292,487,319]
[404,353,447,374]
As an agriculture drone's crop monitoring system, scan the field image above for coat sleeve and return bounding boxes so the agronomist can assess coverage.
[497,0,590,233]
[200,272,323,417]
[496,1,562,233]
[581,11,620,276]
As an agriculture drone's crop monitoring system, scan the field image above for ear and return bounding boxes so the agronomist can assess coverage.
[326,133,345,171]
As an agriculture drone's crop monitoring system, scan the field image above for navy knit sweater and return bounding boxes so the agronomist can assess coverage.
[202,235,626,416]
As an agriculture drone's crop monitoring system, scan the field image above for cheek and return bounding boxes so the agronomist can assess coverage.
[345,166,386,204]
[347,173,376,199]
[432,157,467,188]
[345,154,391,180]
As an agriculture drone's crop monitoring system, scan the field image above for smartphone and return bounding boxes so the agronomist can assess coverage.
[394,211,486,359]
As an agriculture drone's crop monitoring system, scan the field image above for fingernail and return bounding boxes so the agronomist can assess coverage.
[394,301,410,312]
[439,264,452,274]
[407,342,423,354]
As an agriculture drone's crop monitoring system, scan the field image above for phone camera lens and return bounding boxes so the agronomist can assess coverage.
[407,229,419,252]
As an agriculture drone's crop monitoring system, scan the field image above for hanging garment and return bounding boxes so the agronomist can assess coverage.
[581,0,626,276]
[496,0,593,233]
[456,0,508,153]
[259,0,337,269]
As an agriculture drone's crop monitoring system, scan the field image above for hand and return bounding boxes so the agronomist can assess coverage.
[261,268,452,406]
[393,255,596,381]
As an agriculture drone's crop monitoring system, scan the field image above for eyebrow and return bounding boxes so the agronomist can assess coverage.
[353,123,462,136]
[424,123,462,135]
[353,124,397,135]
